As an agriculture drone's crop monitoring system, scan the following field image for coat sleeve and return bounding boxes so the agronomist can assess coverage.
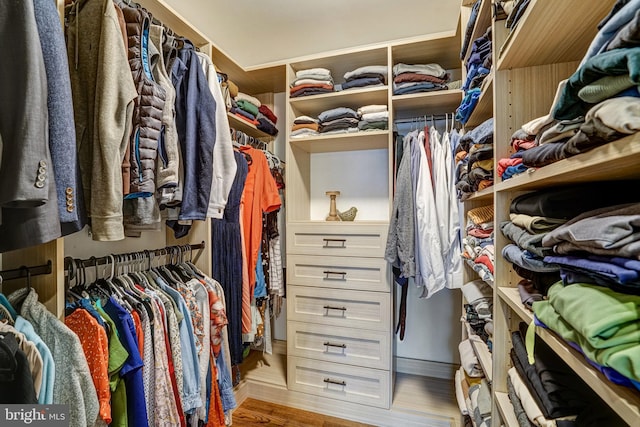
[0,0,50,209]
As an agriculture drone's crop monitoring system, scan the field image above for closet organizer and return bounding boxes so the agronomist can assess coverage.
[0,0,283,426]
[455,1,640,426]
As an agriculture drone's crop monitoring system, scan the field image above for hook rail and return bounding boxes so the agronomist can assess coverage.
[0,261,53,281]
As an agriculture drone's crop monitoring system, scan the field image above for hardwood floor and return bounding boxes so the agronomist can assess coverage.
[232,398,374,427]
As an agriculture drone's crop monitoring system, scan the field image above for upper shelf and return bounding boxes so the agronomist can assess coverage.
[289,86,389,117]
[392,89,463,118]
[288,46,389,88]
[289,130,389,153]
[498,286,640,426]
[495,133,640,193]
[391,28,462,71]
[496,0,617,70]
[227,113,274,141]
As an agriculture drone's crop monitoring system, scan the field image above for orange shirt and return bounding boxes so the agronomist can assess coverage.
[239,146,281,333]
[65,309,111,424]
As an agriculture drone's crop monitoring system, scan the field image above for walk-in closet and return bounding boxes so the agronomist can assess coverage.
[1,1,639,426]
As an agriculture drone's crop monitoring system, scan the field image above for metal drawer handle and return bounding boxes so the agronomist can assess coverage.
[323,270,347,280]
[324,342,347,349]
[322,238,346,248]
[323,305,347,311]
[324,378,346,387]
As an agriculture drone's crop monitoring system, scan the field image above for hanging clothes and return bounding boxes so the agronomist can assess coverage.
[212,151,248,366]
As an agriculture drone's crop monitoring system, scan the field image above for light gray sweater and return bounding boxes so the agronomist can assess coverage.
[9,288,99,427]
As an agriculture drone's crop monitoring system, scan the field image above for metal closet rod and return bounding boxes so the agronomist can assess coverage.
[0,260,53,281]
[63,241,206,271]
[394,113,454,124]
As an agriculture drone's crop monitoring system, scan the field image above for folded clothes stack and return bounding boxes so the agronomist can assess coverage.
[230,92,261,125]
[463,205,495,286]
[357,104,388,131]
[339,65,387,91]
[256,104,278,136]
[454,118,494,200]
[317,107,359,134]
[456,25,492,124]
[392,63,450,95]
[290,67,334,98]
[290,115,319,138]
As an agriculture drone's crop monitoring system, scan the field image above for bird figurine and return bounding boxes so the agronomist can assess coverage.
[337,206,358,221]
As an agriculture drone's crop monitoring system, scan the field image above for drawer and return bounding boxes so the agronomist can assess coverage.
[287,356,391,409]
[287,321,390,370]
[287,222,388,257]
[287,286,390,331]
[287,254,390,292]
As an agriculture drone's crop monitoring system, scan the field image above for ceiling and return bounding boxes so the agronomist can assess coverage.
[163,0,462,69]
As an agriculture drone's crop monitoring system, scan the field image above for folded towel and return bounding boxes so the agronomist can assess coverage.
[257,114,278,136]
[318,107,358,123]
[291,122,319,132]
[290,128,319,138]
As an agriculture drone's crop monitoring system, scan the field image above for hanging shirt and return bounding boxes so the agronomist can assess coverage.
[94,303,129,427]
[103,297,148,427]
[415,131,447,298]
[156,277,202,413]
[0,323,44,400]
[239,146,281,333]
[13,315,55,404]
[65,308,111,424]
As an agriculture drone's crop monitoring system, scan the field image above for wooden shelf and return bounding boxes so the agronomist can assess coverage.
[289,86,389,117]
[470,338,493,384]
[496,0,617,70]
[498,286,640,425]
[464,185,494,202]
[392,89,463,118]
[495,392,520,427]
[391,29,462,71]
[227,113,274,141]
[289,46,389,89]
[494,133,640,193]
[465,73,494,128]
[463,0,492,64]
[289,129,389,153]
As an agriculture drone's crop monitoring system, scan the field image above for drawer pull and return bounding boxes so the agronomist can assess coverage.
[323,377,347,387]
[323,238,346,248]
[323,270,347,280]
[324,341,347,349]
[323,305,347,311]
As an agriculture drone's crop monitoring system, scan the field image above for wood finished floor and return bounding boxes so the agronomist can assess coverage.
[232,398,374,427]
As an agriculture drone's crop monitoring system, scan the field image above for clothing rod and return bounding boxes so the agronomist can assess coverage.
[0,260,52,281]
[394,114,454,124]
[63,241,205,271]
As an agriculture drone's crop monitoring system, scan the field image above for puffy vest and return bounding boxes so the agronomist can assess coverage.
[119,3,166,197]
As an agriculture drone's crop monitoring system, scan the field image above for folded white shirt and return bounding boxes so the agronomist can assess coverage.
[235,92,261,107]
[361,111,389,122]
[295,67,332,79]
[357,104,388,116]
